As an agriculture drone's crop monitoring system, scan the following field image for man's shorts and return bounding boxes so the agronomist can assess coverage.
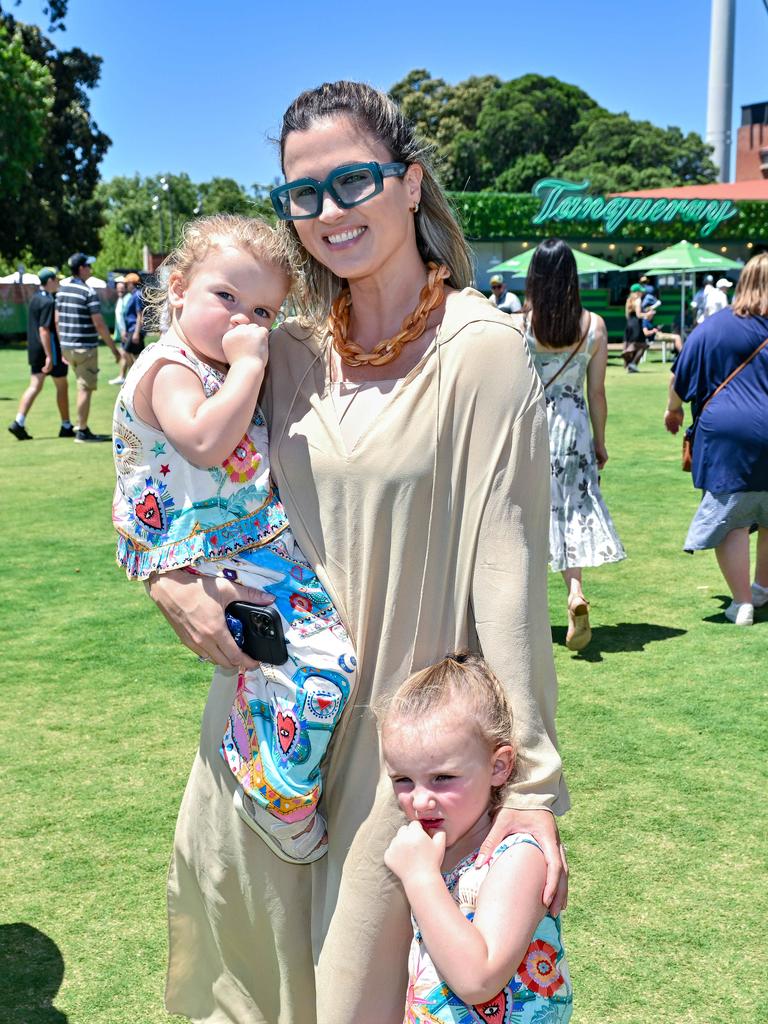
[62,346,99,391]
[28,338,68,378]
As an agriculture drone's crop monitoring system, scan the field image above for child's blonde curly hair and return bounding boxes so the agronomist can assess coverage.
[143,213,300,333]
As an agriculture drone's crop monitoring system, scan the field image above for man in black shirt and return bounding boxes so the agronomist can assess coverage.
[8,268,74,440]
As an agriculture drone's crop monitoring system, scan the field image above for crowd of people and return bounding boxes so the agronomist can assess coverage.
[5,77,767,1024]
[7,254,144,443]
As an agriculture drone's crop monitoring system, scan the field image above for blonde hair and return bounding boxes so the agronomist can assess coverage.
[731,252,768,318]
[379,652,516,808]
[625,293,641,318]
[277,80,474,327]
[143,213,299,332]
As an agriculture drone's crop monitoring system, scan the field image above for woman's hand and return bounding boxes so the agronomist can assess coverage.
[594,442,608,470]
[385,820,446,884]
[145,568,273,669]
[476,808,568,915]
[664,407,684,434]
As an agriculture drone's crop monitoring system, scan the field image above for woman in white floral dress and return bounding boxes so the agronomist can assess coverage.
[524,238,626,651]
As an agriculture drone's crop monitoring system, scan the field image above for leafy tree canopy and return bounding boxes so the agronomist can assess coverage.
[0,10,110,265]
[388,70,717,193]
[93,173,275,277]
[0,23,53,196]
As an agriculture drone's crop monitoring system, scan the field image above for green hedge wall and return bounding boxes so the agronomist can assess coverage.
[447,192,768,250]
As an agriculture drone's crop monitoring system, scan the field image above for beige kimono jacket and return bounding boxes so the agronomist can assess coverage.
[165,289,569,1024]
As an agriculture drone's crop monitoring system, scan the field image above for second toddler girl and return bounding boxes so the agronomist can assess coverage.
[381,652,572,1022]
[112,214,357,863]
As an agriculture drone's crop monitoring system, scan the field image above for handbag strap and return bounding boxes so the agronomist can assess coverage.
[699,336,768,416]
[528,312,591,390]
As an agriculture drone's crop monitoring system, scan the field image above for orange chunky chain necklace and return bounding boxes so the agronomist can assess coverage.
[329,261,450,367]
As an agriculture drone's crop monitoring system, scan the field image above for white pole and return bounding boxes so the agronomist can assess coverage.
[705,0,736,183]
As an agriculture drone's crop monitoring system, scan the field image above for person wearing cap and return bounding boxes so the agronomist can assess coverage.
[122,271,145,360]
[55,252,120,442]
[488,274,522,314]
[705,278,732,318]
[8,268,75,441]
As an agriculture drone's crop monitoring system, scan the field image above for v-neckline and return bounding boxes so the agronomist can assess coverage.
[321,330,441,459]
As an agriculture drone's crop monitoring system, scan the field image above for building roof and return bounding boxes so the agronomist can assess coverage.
[615,180,768,201]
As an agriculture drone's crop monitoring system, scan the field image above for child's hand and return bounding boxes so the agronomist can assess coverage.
[385,820,446,882]
[221,314,269,368]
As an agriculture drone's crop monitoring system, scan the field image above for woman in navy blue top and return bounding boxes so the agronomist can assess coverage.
[664,252,768,627]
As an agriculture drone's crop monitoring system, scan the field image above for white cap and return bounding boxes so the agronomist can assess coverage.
[716,278,732,289]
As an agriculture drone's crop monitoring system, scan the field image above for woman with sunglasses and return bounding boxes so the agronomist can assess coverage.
[147,80,569,1024]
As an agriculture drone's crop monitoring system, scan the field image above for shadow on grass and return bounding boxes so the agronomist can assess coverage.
[703,594,768,625]
[0,923,68,1022]
[551,622,686,662]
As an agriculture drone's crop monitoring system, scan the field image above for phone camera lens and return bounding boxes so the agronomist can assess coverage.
[251,612,275,637]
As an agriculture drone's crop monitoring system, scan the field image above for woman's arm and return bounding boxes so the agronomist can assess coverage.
[586,315,609,469]
[468,387,567,908]
[386,823,546,1005]
[664,376,685,433]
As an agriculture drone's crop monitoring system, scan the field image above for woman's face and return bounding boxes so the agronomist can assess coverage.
[281,115,422,283]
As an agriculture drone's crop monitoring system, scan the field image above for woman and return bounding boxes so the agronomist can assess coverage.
[623,283,648,372]
[524,239,625,652]
[665,252,768,627]
[146,81,569,1024]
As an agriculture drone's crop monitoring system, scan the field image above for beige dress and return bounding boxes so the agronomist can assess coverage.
[164,289,569,1024]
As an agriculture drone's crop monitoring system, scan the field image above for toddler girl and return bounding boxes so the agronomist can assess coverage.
[380,652,572,1022]
[112,214,356,863]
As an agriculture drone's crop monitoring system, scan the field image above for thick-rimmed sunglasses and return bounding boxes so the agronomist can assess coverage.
[270,161,407,221]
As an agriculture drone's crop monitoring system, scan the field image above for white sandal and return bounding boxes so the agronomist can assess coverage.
[233,786,328,864]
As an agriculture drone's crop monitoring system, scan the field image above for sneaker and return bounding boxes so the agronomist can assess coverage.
[751,582,768,609]
[74,426,107,443]
[626,364,639,374]
[58,424,76,438]
[8,421,32,440]
[724,601,754,626]
[108,376,125,385]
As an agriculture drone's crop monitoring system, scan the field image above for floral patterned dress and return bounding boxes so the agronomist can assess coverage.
[526,317,626,573]
[404,834,572,1023]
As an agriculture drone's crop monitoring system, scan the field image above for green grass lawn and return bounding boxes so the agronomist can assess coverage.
[1,345,765,1024]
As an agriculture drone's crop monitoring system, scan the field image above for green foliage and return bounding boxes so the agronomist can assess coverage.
[389,70,717,194]
[555,109,718,192]
[93,173,276,277]
[0,14,110,265]
[449,191,765,247]
[0,0,68,31]
[0,24,53,196]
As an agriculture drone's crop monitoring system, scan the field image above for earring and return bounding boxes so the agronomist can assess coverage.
[411,202,419,214]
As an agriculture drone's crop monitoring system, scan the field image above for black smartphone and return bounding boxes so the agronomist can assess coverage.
[225,601,289,665]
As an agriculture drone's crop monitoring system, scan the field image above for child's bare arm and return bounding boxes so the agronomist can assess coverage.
[386,823,546,1004]
[151,320,268,466]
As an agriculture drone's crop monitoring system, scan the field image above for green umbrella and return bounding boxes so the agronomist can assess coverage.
[621,240,743,338]
[619,239,742,274]
[489,246,619,277]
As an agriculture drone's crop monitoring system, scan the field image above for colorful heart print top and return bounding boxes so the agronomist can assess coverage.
[112,336,290,580]
[405,834,573,1023]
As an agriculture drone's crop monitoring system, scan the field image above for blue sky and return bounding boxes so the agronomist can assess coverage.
[12,0,768,188]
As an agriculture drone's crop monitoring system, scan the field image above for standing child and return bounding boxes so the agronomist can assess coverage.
[381,652,572,1023]
[112,214,357,863]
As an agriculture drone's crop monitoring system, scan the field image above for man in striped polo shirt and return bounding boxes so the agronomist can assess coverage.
[55,253,120,442]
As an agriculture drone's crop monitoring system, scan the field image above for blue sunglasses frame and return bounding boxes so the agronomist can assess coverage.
[270,161,407,221]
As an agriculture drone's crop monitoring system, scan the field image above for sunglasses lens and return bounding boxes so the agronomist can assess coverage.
[284,184,320,218]
[331,166,377,206]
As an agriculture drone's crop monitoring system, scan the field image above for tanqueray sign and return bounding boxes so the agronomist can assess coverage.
[531,178,738,238]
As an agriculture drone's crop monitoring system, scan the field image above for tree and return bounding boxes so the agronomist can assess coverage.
[0,23,53,197]
[0,13,110,265]
[388,69,717,194]
[555,109,718,192]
